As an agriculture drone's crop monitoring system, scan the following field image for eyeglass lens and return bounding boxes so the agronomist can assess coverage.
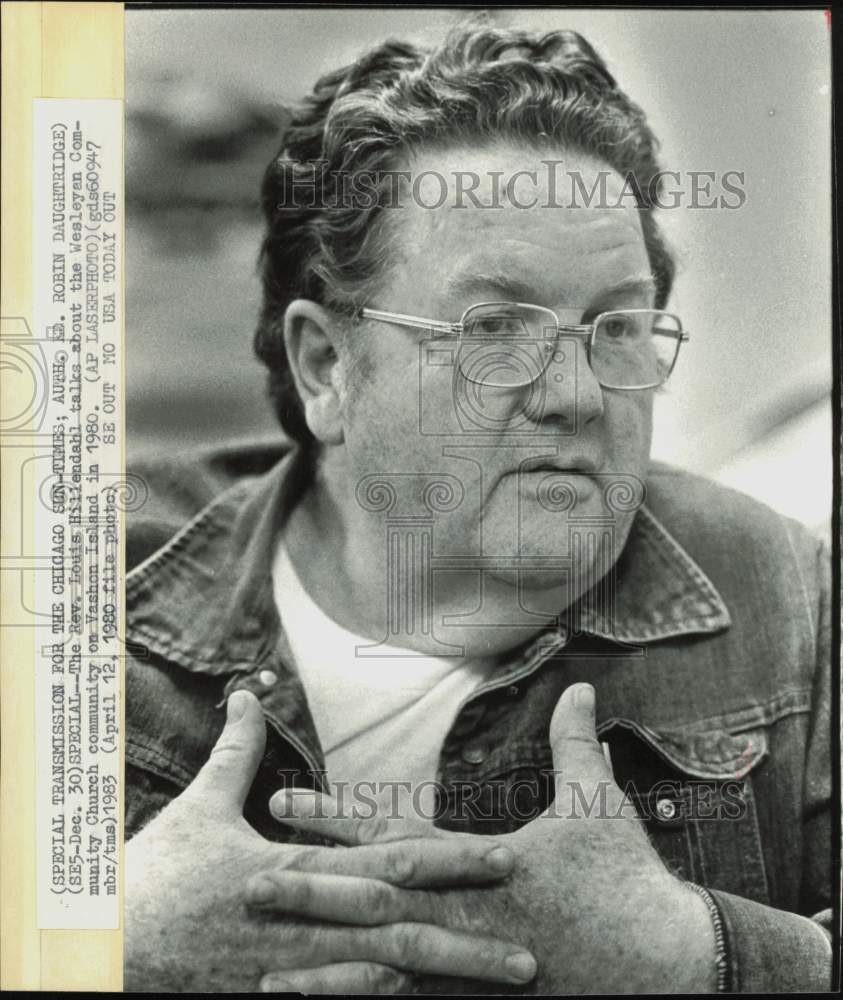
[458,304,681,389]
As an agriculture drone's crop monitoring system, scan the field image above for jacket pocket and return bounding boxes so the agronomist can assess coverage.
[599,717,771,905]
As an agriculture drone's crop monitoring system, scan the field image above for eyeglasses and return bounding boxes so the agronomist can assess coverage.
[361,302,689,390]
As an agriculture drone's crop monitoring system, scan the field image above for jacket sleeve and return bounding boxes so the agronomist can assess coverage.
[700,537,833,992]
[704,890,832,992]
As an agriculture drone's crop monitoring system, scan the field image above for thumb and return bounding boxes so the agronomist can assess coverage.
[189,689,266,816]
[549,683,611,792]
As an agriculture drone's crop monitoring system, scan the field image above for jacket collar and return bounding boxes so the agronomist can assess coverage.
[125,448,731,676]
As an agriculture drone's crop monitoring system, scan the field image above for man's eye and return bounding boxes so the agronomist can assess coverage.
[602,316,634,339]
[467,315,528,337]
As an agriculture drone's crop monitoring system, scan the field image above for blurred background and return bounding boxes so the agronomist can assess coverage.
[125,8,832,539]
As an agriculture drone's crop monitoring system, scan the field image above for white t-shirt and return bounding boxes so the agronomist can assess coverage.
[271,540,494,819]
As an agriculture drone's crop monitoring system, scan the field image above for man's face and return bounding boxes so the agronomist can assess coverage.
[336,142,655,599]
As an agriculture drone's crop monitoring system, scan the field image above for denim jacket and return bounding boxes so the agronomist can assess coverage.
[124,441,833,992]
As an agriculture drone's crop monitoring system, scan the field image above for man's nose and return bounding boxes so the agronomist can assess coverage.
[529,335,604,430]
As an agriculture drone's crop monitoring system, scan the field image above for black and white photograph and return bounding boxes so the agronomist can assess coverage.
[122,8,834,993]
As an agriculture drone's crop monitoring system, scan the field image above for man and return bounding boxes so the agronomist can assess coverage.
[124,25,832,993]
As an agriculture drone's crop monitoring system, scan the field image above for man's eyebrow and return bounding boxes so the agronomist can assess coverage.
[446,270,657,305]
[445,270,542,304]
[597,275,657,299]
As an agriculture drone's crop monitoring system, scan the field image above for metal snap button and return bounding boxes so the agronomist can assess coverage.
[258,669,278,687]
[462,745,487,765]
[656,797,677,821]
[507,685,520,697]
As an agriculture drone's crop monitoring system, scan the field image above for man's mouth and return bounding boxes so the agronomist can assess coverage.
[492,459,605,506]
[518,457,603,476]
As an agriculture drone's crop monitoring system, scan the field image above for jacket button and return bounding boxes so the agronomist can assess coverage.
[507,685,520,697]
[656,798,677,821]
[258,669,278,687]
[462,745,487,765]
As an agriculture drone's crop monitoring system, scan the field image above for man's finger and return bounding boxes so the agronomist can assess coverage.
[186,690,266,815]
[548,683,611,792]
[266,835,515,888]
[260,962,409,995]
[247,870,436,924]
[269,789,443,845]
[314,922,537,985]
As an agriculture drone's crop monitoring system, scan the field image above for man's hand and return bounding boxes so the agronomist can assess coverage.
[125,690,538,992]
[252,684,720,994]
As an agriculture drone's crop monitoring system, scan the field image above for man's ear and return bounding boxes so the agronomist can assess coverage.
[284,299,345,446]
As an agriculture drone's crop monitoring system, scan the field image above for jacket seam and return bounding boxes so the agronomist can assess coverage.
[127,737,196,788]
[783,520,817,660]
[125,621,235,672]
[126,499,233,593]
[657,688,812,735]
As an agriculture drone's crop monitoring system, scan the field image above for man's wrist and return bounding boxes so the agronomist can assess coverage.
[664,880,724,993]
[634,876,723,994]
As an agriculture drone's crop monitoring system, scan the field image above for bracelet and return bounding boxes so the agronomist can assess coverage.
[686,882,731,993]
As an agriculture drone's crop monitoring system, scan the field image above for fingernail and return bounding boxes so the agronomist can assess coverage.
[260,975,294,993]
[227,689,249,723]
[486,846,514,872]
[247,875,277,905]
[574,683,594,711]
[506,952,537,983]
